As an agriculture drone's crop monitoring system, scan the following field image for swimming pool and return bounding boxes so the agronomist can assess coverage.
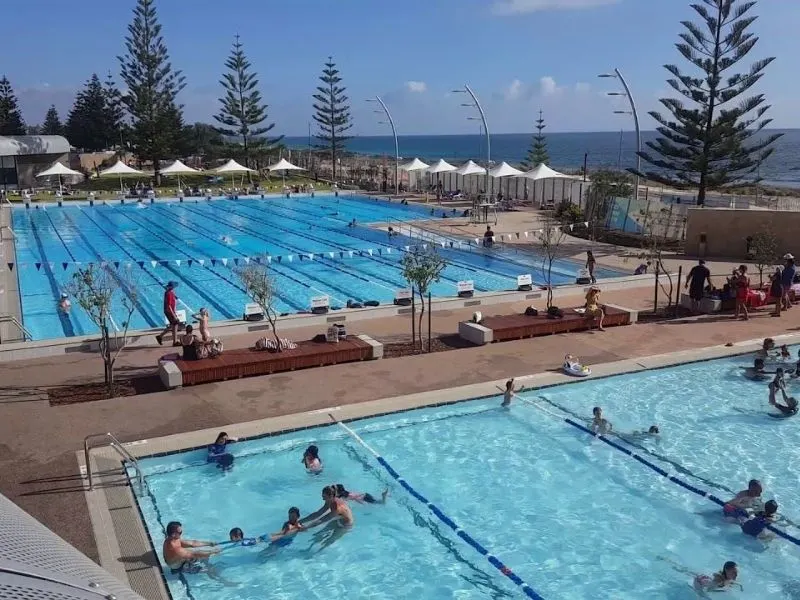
[132,351,800,600]
[10,194,623,340]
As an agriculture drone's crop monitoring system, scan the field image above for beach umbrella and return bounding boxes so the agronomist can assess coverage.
[267,158,305,188]
[98,159,145,193]
[35,161,82,195]
[213,159,256,189]
[160,159,199,191]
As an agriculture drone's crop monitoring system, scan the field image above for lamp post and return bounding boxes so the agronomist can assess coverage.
[453,85,491,198]
[598,69,640,203]
[366,96,399,196]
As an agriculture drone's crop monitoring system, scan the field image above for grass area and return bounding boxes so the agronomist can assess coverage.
[7,175,331,203]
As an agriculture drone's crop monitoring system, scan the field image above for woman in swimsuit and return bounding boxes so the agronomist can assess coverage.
[207,432,236,470]
[302,445,323,473]
[584,286,605,331]
[302,485,354,551]
[501,378,520,408]
[335,483,389,504]
[693,561,739,593]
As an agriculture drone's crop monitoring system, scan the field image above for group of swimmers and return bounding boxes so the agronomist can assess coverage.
[163,435,388,577]
[747,338,799,417]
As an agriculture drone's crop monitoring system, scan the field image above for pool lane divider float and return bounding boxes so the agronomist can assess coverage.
[329,414,546,600]
[510,393,800,548]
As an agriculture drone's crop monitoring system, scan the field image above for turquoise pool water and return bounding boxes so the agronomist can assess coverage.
[133,351,800,600]
[10,194,623,340]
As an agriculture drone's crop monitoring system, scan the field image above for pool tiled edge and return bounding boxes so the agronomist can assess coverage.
[80,332,800,600]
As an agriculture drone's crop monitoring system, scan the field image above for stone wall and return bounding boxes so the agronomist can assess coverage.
[685,207,800,258]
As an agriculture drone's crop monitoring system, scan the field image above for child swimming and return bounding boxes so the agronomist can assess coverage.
[591,406,612,434]
[302,445,323,473]
[741,500,778,540]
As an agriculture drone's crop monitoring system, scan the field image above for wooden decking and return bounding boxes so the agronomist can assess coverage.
[174,337,373,386]
[480,305,631,342]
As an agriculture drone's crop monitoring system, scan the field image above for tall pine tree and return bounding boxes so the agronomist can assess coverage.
[214,35,281,166]
[521,109,549,169]
[0,76,26,135]
[118,0,186,176]
[66,74,110,151]
[42,105,64,135]
[103,72,125,149]
[637,0,781,205]
[312,57,352,182]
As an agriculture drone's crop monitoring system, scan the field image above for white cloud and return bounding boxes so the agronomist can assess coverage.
[505,79,523,101]
[539,76,560,96]
[406,81,427,93]
[492,0,620,16]
[574,82,591,93]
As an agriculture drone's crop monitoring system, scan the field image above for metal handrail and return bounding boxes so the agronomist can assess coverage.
[0,225,15,240]
[0,314,32,341]
[84,433,144,493]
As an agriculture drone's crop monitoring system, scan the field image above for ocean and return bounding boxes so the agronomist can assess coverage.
[284,129,800,187]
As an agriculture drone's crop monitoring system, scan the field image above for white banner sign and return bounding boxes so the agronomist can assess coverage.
[244,302,263,316]
[517,274,532,287]
[311,295,330,309]
[395,289,412,301]
[457,280,475,293]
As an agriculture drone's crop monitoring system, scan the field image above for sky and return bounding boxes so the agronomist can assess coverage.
[3,0,798,136]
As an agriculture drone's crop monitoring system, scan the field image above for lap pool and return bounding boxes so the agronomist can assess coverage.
[10,194,623,340]
[131,350,800,600]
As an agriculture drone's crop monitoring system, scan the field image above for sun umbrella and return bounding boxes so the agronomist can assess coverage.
[35,162,82,195]
[98,160,145,193]
[160,159,199,191]
[213,159,256,189]
[267,158,305,188]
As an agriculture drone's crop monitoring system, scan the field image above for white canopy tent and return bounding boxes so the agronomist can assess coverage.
[427,159,457,195]
[98,160,146,193]
[454,160,486,176]
[213,159,255,189]
[267,158,305,188]
[35,162,83,195]
[160,159,199,191]
[488,162,523,178]
[521,163,579,205]
[399,158,430,192]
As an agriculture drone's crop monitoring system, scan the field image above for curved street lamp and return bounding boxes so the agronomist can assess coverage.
[453,85,491,198]
[366,96,399,196]
[598,69,641,202]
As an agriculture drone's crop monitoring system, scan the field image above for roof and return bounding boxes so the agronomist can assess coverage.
[0,135,70,157]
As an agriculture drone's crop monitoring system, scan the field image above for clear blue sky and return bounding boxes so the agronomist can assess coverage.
[3,0,797,135]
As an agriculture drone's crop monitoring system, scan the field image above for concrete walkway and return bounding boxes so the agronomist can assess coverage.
[1,284,798,563]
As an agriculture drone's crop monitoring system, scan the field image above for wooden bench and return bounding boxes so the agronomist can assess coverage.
[160,335,380,388]
[461,305,632,344]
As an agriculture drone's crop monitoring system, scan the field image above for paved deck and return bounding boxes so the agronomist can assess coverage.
[1,284,798,565]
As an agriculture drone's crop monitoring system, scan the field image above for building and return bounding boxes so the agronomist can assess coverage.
[0,135,71,191]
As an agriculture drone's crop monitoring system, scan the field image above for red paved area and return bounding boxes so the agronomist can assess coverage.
[1,285,798,562]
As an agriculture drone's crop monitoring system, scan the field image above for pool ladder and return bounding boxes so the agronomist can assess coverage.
[84,432,145,494]
[0,314,32,342]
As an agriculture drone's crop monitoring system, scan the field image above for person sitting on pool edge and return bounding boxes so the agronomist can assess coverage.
[741,500,779,540]
[723,479,763,519]
[591,406,612,434]
[163,521,220,575]
[335,483,389,505]
[302,445,322,473]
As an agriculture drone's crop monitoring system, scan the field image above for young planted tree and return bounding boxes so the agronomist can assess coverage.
[66,264,138,396]
[537,219,566,310]
[67,74,112,151]
[401,246,447,352]
[235,259,282,350]
[749,228,778,286]
[312,57,352,183]
[0,75,26,135]
[637,0,781,205]
[118,0,186,178]
[639,209,677,311]
[41,105,64,135]
[585,169,633,232]
[215,35,281,167]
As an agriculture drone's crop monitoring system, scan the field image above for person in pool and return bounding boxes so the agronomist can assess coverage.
[207,432,236,470]
[770,389,798,418]
[301,485,354,551]
[621,425,660,442]
[723,479,763,519]
[768,368,788,405]
[781,344,791,360]
[591,406,612,434]
[756,338,777,361]
[335,483,389,505]
[693,561,740,593]
[162,521,220,575]
[741,500,778,540]
[302,445,322,473]
[501,378,521,408]
[269,507,306,547]
[743,358,770,381]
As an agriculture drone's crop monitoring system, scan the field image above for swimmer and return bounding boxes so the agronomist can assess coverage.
[268,507,306,547]
[302,445,323,473]
[741,500,778,540]
[743,357,769,381]
[723,479,763,519]
[621,425,660,441]
[769,389,798,418]
[781,344,791,360]
[302,485,354,551]
[162,521,220,576]
[693,561,741,593]
[501,378,521,408]
[769,368,787,405]
[220,235,233,244]
[207,432,236,471]
[756,337,777,360]
[591,406,612,434]
[335,483,389,505]
[227,527,258,546]
[58,292,71,313]
[347,218,357,228]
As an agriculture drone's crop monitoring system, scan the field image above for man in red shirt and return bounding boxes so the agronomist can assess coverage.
[155,281,180,346]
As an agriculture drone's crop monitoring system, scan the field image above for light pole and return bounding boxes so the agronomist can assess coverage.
[453,85,491,199]
[366,96,399,197]
[599,69,640,203]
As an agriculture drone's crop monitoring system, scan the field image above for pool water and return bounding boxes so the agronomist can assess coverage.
[11,194,623,340]
[134,351,800,600]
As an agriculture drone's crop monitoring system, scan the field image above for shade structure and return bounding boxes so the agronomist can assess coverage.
[488,162,523,178]
[161,159,199,191]
[398,158,429,172]
[35,162,83,195]
[521,163,575,181]
[98,160,145,193]
[454,160,486,176]
[267,158,303,172]
[214,159,255,174]
[426,159,457,174]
